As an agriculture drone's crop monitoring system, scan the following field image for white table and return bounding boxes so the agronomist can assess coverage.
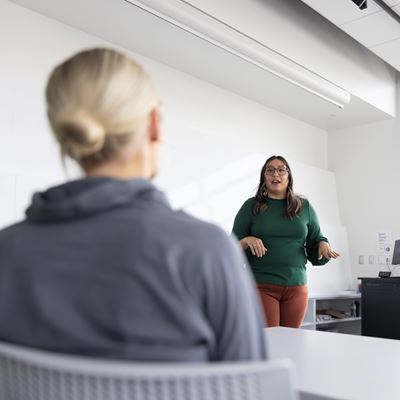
[266,327,400,400]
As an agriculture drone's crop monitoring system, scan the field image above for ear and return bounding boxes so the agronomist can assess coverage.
[147,108,161,143]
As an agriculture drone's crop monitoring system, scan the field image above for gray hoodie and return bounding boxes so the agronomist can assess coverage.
[0,178,267,362]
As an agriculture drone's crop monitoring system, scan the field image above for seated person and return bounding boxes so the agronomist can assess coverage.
[0,48,267,362]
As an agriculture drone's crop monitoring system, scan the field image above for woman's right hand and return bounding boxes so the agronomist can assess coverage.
[240,236,267,258]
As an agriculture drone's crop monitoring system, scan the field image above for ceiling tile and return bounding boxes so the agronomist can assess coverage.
[301,0,381,26]
[340,10,400,47]
[300,0,400,72]
[382,0,400,6]
[371,37,400,67]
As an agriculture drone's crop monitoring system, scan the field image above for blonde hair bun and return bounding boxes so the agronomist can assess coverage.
[46,48,159,167]
[54,110,106,159]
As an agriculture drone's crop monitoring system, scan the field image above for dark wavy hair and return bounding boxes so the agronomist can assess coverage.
[254,155,304,219]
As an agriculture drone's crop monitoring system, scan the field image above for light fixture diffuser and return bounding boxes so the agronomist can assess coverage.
[126,0,351,109]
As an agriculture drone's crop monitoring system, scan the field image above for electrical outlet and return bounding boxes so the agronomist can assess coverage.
[358,255,364,264]
[369,255,374,264]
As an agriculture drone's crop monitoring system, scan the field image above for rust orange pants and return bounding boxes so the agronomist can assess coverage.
[257,283,308,328]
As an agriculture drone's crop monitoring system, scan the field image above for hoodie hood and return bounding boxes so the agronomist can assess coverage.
[26,177,169,223]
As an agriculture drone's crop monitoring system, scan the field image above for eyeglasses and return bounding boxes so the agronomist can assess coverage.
[265,167,289,176]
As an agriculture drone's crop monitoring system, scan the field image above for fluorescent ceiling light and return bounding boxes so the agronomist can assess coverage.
[125,0,351,108]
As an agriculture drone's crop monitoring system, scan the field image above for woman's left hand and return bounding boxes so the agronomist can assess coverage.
[318,241,340,260]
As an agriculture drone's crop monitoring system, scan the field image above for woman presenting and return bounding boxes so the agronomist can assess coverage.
[232,155,339,328]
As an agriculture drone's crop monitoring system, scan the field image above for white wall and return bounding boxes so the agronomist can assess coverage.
[329,115,400,280]
[0,0,328,225]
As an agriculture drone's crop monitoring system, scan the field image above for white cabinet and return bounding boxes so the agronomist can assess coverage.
[302,292,361,335]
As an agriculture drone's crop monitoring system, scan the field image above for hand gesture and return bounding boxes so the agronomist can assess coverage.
[243,236,267,258]
[318,241,340,260]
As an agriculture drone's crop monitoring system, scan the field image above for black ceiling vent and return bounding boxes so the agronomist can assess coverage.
[351,0,368,9]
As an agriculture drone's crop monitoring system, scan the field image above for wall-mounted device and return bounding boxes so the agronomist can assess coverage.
[379,240,400,278]
[351,0,367,10]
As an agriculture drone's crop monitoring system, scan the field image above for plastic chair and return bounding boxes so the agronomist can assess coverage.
[0,341,299,400]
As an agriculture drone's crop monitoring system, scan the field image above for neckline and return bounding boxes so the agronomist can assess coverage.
[267,196,286,201]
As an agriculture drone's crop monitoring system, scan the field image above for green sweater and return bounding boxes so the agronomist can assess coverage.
[232,197,328,286]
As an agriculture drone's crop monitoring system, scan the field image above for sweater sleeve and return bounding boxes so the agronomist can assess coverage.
[305,200,329,266]
[203,232,268,361]
[231,198,254,240]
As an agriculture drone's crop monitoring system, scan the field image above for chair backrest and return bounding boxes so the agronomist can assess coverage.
[0,341,299,400]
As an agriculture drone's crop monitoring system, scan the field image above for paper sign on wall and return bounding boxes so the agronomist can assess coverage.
[377,231,392,254]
